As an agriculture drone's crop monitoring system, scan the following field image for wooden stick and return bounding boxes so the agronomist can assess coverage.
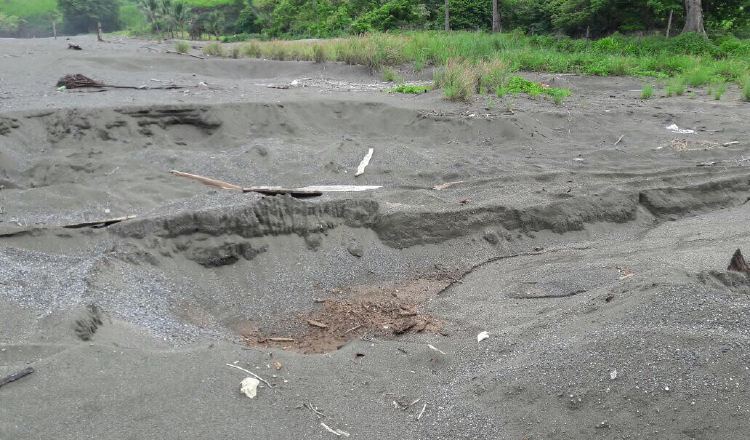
[225,363,273,389]
[165,50,206,60]
[416,403,427,420]
[614,135,624,146]
[170,170,243,190]
[355,148,374,177]
[0,367,34,389]
[307,319,328,329]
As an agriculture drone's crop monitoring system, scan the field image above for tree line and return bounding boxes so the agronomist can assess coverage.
[1,0,748,39]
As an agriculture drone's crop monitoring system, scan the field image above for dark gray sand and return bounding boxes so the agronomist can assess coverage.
[1,35,750,439]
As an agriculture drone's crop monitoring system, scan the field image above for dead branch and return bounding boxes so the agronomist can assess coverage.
[225,363,273,389]
[165,50,206,60]
[57,74,185,90]
[67,43,82,50]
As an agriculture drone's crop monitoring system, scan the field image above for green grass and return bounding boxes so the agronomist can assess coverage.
[641,84,654,99]
[175,41,190,54]
[497,76,572,104]
[220,31,750,102]
[666,77,687,96]
[743,76,750,101]
[183,0,235,6]
[390,84,432,94]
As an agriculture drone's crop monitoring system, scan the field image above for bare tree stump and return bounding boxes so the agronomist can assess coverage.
[727,249,750,273]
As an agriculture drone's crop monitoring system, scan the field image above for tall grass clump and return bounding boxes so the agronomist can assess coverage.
[313,44,327,63]
[241,41,262,58]
[175,41,190,54]
[230,45,241,59]
[683,66,713,87]
[712,81,727,100]
[641,84,654,99]
[666,77,686,96]
[743,76,750,102]
[434,60,477,102]
[202,42,225,57]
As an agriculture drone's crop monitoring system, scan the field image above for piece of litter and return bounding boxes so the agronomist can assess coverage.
[320,422,350,437]
[291,79,299,86]
[433,180,464,191]
[610,370,617,380]
[355,148,374,177]
[428,344,446,355]
[723,141,739,147]
[666,124,695,134]
[240,377,260,398]
[477,331,489,343]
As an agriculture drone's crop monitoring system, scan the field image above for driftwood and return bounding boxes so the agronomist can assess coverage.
[165,50,206,60]
[169,170,242,190]
[728,249,750,272]
[57,74,184,90]
[62,215,136,229]
[170,170,382,198]
[0,367,34,389]
[68,43,82,50]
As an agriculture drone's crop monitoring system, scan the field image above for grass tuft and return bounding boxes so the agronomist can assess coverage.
[666,77,686,97]
[175,41,190,54]
[743,76,750,102]
[313,44,327,63]
[381,67,403,82]
[641,84,654,99]
[202,42,225,57]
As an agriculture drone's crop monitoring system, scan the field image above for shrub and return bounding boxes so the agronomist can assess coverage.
[641,84,654,99]
[175,41,190,54]
[202,43,225,57]
[230,46,241,59]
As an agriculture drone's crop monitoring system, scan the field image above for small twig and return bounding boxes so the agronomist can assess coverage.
[614,134,624,146]
[427,344,446,355]
[320,422,350,437]
[344,324,363,334]
[267,337,296,343]
[416,403,427,420]
[306,402,325,418]
[170,170,243,190]
[409,398,421,407]
[225,363,273,389]
[307,319,328,329]
[0,367,34,388]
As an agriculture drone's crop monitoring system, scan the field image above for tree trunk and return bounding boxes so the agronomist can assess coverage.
[96,21,103,42]
[665,9,673,37]
[52,21,57,39]
[682,0,706,35]
[492,0,501,32]
[444,0,450,31]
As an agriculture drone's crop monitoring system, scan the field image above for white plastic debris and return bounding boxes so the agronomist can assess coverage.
[610,370,618,380]
[477,331,490,343]
[427,344,446,355]
[666,124,695,134]
[355,148,374,177]
[240,377,260,398]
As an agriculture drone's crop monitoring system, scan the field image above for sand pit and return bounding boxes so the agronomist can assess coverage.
[1,36,750,439]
